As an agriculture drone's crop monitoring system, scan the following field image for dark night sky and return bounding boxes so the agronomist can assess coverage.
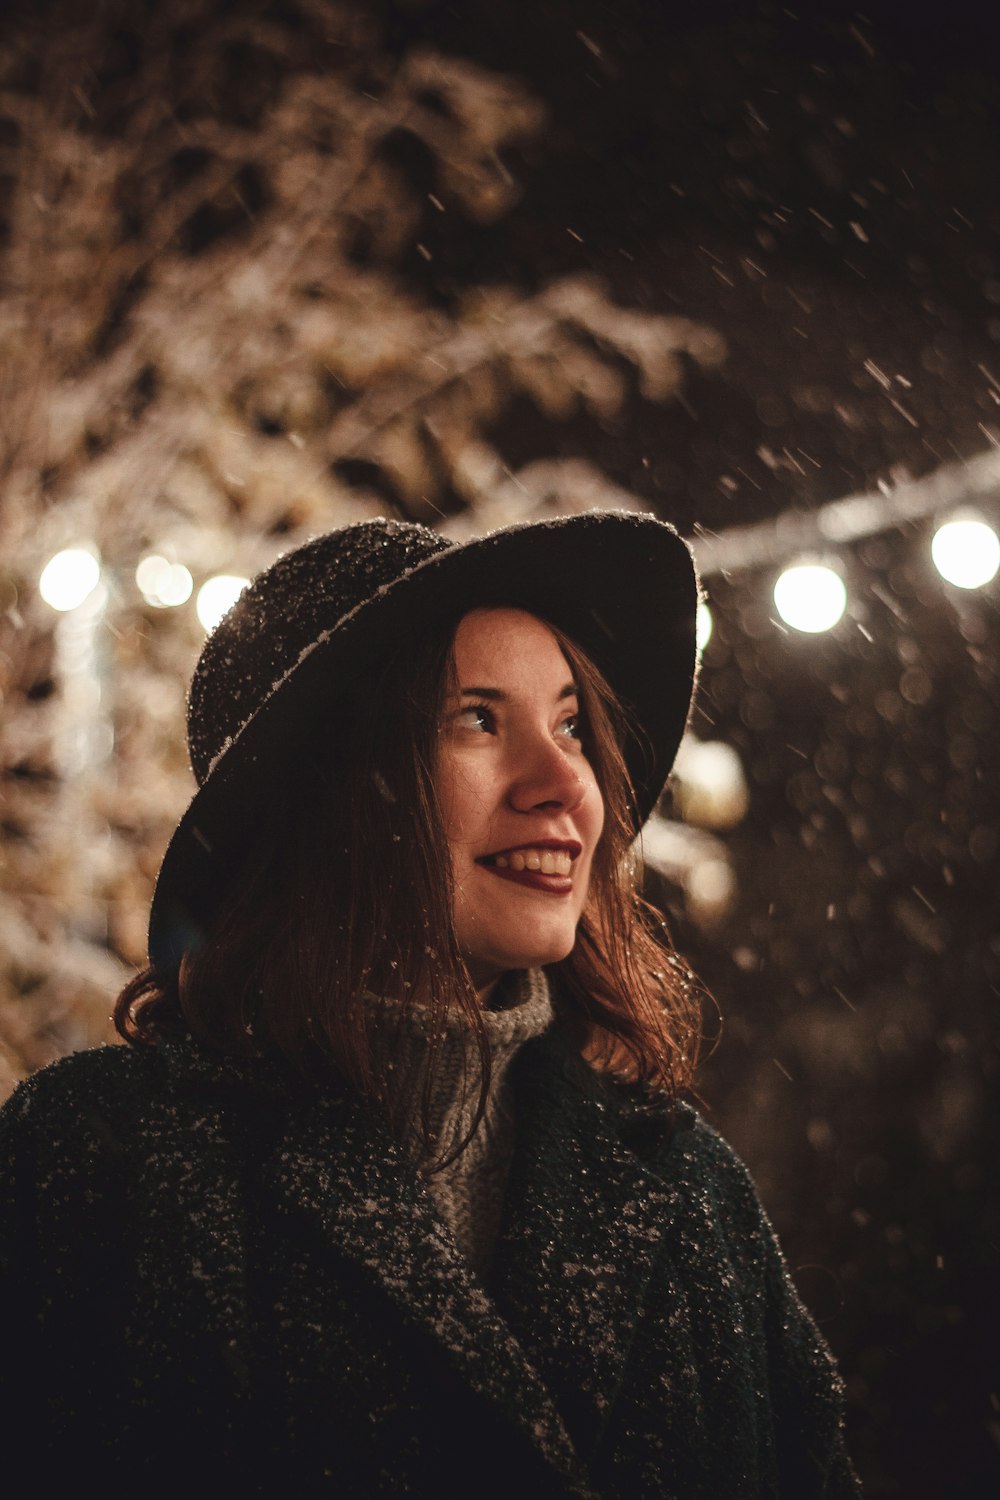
[386,0,1000,532]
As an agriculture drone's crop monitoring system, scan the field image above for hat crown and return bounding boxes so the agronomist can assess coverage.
[187,518,450,785]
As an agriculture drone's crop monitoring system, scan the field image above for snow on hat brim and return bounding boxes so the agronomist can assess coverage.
[148,511,699,968]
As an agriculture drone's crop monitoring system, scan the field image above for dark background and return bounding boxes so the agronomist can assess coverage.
[381,2,1000,1494]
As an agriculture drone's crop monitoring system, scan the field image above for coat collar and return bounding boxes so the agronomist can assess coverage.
[491,1028,693,1461]
[263,1081,590,1491]
[155,1031,590,1492]
[151,1027,693,1487]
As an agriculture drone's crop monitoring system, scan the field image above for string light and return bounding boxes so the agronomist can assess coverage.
[34,453,999,641]
[696,601,713,652]
[38,548,102,612]
[136,555,194,608]
[196,575,249,632]
[773,563,847,634]
[930,516,1000,590]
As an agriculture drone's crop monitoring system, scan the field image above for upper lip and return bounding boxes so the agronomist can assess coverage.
[477,839,582,863]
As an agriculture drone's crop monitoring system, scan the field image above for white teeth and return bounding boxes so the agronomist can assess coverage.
[490,848,572,875]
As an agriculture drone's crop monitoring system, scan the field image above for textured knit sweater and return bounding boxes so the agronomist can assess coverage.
[368,968,554,1279]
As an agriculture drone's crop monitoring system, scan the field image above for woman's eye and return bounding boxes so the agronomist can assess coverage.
[457,704,495,732]
[451,705,582,740]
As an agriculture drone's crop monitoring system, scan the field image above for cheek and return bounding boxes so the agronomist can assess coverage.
[570,776,605,904]
[588,788,608,884]
[436,755,488,845]
[583,769,606,845]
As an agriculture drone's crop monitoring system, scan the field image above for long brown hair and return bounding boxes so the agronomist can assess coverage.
[115,609,704,1157]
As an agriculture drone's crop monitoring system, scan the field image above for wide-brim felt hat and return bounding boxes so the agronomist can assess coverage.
[148,511,700,968]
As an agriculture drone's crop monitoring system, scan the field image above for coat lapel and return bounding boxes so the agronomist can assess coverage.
[491,1029,688,1460]
[264,1082,588,1491]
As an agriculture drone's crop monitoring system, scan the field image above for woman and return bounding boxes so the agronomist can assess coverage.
[0,513,860,1496]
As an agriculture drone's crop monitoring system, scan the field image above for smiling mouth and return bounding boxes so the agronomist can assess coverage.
[474,843,579,893]
[476,846,578,876]
[481,849,571,876]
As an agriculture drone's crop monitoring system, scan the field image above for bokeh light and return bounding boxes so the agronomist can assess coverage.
[196,574,249,631]
[696,600,713,653]
[38,548,102,612]
[684,856,735,927]
[136,555,194,608]
[930,517,1000,590]
[773,563,847,634]
[672,737,750,830]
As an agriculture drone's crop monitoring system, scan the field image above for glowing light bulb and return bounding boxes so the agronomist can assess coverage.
[197,574,249,632]
[136,555,193,608]
[931,518,1000,590]
[773,564,846,634]
[696,601,713,653]
[39,548,102,612]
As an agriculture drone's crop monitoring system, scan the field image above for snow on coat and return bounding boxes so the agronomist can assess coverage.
[0,1025,860,1497]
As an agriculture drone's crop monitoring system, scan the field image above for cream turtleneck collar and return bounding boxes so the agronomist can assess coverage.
[367,968,555,1280]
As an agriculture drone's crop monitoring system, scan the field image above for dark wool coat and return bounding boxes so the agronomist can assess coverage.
[0,1025,860,1499]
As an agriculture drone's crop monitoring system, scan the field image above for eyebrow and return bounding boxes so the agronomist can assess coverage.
[458,682,579,702]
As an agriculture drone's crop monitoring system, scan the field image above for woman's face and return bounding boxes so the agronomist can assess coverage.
[435,607,605,997]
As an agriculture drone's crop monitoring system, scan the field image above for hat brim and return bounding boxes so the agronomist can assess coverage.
[148,511,698,967]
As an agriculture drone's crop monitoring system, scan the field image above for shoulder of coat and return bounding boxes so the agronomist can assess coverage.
[2,1041,158,1126]
[669,1109,772,1217]
[605,1083,764,1197]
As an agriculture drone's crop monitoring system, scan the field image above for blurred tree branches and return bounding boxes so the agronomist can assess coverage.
[0,0,723,1087]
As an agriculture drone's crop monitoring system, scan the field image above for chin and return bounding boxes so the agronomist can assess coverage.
[467,925,578,977]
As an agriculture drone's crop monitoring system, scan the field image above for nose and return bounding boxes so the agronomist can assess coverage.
[507,732,589,815]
